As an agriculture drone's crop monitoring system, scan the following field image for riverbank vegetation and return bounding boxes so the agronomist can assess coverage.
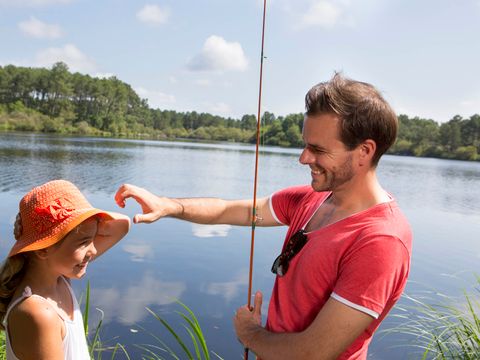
[0,277,479,358]
[385,276,480,359]
[1,63,479,161]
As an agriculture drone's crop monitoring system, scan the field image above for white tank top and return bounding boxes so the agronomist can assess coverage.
[2,277,90,360]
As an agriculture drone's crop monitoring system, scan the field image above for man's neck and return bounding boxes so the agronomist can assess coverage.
[306,172,389,232]
[330,170,389,213]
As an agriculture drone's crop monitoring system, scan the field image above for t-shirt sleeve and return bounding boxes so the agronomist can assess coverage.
[269,185,312,226]
[331,235,410,318]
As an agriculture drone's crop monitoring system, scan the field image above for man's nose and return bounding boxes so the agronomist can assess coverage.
[299,147,313,164]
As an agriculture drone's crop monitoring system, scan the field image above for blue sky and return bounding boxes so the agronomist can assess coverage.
[1,0,479,123]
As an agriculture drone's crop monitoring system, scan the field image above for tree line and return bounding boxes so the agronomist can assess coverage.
[0,63,479,161]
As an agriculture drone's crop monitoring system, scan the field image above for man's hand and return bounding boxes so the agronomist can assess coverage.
[234,291,263,349]
[114,184,183,224]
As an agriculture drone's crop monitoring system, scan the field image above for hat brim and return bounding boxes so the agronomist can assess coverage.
[8,209,114,257]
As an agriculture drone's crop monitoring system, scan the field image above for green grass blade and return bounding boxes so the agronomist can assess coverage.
[135,344,166,360]
[175,301,209,359]
[110,343,131,360]
[134,324,180,360]
[181,324,201,359]
[146,307,194,359]
[89,308,104,358]
[83,280,91,336]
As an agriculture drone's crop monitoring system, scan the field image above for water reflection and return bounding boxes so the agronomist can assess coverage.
[1,133,480,359]
[191,224,232,238]
[91,272,186,325]
[122,240,155,262]
[204,271,248,303]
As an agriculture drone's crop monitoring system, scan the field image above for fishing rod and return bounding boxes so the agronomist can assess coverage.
[245,0,267,359]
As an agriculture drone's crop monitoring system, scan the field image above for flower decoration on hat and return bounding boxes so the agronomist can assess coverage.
[33,197,75,234]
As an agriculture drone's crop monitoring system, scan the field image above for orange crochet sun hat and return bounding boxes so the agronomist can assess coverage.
[8,180,113,257]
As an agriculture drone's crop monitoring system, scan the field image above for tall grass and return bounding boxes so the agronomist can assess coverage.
[385,276,480,359]
[81,280,131,360]
[135,301,224,360]
[81,282,223,359]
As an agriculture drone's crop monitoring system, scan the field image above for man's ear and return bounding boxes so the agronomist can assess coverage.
[358,139,376,167]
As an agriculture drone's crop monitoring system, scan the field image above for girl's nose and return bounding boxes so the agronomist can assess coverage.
[88,241,98,257]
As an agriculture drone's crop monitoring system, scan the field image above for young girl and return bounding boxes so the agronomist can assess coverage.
[0,180,130,359]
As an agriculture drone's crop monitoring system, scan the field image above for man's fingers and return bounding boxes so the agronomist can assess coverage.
[134,212,158,224]
[114,184,133,207]
[253,291,262,316]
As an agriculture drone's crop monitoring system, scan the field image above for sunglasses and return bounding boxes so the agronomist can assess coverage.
[271,229,308,276]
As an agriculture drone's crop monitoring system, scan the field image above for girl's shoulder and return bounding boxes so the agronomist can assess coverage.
[9,293,63,330]
[7,294,65,359]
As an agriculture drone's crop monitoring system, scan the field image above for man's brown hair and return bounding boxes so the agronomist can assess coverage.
[305,72,398,166]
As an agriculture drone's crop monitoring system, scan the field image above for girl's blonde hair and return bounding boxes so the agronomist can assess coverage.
[0,255,27,330]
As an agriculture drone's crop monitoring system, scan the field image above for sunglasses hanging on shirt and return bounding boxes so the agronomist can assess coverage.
[271,229,308,276]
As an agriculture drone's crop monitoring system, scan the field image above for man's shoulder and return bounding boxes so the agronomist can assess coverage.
[274,184,327,203]
[356,201,413,253]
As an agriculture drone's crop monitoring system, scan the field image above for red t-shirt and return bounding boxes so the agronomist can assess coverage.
[266,185,412,359]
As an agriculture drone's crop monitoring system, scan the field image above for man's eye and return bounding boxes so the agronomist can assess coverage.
[310,147,324,154]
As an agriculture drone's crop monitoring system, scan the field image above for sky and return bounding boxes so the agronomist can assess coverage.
[1,0,479,123]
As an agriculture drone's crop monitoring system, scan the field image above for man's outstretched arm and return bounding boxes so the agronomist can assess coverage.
[114,183,280,227]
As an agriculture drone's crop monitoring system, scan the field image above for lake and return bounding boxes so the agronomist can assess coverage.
[1,133,479,359]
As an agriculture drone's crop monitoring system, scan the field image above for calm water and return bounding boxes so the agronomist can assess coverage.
[1,133,479,359]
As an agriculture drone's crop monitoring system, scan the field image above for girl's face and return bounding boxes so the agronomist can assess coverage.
[48,217,99,279]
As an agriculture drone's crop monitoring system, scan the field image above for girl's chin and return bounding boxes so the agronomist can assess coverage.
[69,264,88,278]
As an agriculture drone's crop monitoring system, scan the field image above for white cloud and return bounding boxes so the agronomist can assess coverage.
[18,16,63,39]
[122,242,154,262]
[459,95,480,115]
[34,44,97,73]
[301,0,342,28]
[93,72,115,79]
[0,0,71,6]
[136,4,170,25]
[209,102,232,115]
[191,224,232,238]
[205,272,248,303]
[91,272,186,324]
[135,86,176,109]
[194,78,211,87]
[187,35,248,72]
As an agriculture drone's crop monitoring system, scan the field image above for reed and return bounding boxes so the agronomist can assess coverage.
[135,300,224,360]
[384,275,480,359]
[81,281,131,360]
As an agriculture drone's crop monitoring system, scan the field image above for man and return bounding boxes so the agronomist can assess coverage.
[114,73,412,359]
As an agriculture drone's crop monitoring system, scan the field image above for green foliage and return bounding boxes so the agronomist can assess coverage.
[454,146,478,161]
[385,276,480,359]
[0,331,5,359]
[1,64,480,159]
[392,114,480,161]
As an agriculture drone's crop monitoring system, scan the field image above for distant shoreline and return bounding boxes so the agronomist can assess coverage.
[1,129,479,163]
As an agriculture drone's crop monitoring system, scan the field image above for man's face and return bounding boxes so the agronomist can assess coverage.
[299,113,356,192]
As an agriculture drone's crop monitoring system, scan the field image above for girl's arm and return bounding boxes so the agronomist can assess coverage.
[8,297,64,360]
[93,211,131,259]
